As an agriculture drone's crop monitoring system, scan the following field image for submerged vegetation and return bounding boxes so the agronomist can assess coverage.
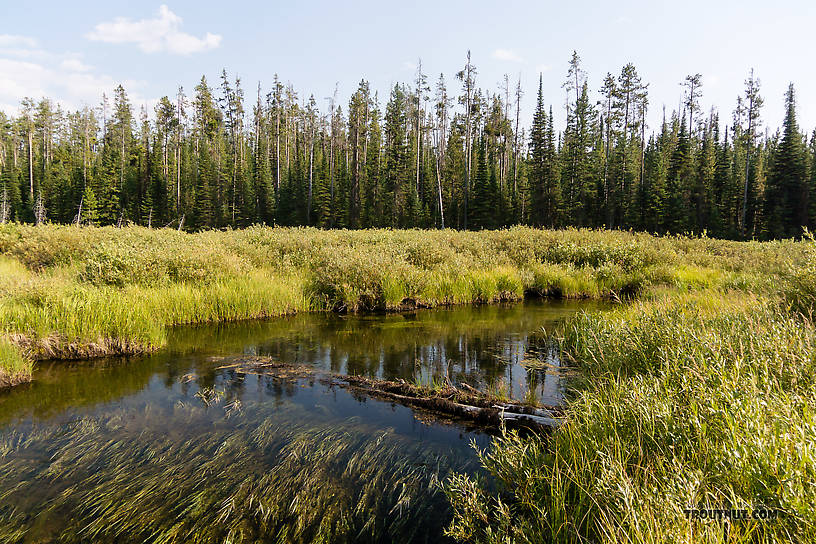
[0,377,479,543]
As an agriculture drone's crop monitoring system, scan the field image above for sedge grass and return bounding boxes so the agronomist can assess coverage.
[443,292,816,543]
[1,224,814,387]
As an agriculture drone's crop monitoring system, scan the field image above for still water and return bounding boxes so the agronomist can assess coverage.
[0,300,597,543]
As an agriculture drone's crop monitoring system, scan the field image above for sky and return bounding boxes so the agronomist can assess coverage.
[1,0,815,137]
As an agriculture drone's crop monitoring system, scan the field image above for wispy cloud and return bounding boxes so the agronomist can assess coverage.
[0,34,151,114]
[86,5,222,55]
[60,58,93,73]
[0,35,37,48]
[536,63,552,73]
[492,48,525,63]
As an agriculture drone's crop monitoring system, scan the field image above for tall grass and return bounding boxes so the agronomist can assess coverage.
[1,223,813,388]
[444,292,816,543]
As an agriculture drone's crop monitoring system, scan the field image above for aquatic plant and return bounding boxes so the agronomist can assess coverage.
[0,388,481,543]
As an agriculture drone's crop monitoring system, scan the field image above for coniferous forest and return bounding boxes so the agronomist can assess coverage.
[1,51,814,240]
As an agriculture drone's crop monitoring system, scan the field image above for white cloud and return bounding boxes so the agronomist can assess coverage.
[535,63,552,73]
[60,58,93,72]
[0,59,49,100]
[492,49,525,63]
[0,35,37,48]
[0,37,152,114]
[86,5,222,55]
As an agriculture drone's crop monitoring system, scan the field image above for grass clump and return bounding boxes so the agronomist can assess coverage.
[444,292,816,543]
[0,337,30,387]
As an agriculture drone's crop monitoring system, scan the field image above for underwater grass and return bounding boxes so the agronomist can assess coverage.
[0,386,480,544]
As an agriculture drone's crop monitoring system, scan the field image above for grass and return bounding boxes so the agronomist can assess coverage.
[2,223,811,389]
[2,223,816,542]
[0,381,479,543]
[443,288,816,543]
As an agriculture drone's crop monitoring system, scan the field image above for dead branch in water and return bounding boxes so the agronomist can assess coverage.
[205,356,565,432]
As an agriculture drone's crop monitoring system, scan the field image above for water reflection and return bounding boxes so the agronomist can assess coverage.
[166,299,599,403]
[0,300,597,543]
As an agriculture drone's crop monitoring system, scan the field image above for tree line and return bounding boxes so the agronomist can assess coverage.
[1,51,814,239]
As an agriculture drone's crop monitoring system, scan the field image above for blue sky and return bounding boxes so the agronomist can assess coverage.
[1,0,814,136]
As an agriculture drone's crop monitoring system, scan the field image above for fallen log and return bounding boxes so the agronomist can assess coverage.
[200,355,565,431]
[339,376,564,430]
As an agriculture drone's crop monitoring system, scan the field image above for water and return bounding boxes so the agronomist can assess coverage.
[0,300,597,543]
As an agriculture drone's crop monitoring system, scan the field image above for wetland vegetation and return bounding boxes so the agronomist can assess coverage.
[1,223,815,543]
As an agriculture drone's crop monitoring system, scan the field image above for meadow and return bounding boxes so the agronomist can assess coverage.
[1,224,815,543]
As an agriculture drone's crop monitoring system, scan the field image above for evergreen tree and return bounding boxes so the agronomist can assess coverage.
[80,184,98,225]
[665,117,691,232]
[469,138,493,229]
[764,84,808,238]
[0,56,811,241]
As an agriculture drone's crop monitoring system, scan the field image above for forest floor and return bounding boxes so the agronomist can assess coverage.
[1,224,815,542]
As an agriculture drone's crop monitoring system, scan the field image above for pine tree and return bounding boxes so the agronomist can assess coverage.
[528,78,561,227]
[665,117,691,232]
[469,138,493,229]
[528,76,547,226]
[80,184,98,225]
[764,84,808,238]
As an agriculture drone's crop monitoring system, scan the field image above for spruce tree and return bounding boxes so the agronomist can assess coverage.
[528,76,547,226]
[80,184,98,225]
[764,84,808,238]
[469,138,492,229]
[665,117,691,233]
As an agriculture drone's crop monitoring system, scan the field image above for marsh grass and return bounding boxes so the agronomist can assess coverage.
[444,292,816,543]
[0,337,29,387]
[3,224,812,386]
[3,224,816,542]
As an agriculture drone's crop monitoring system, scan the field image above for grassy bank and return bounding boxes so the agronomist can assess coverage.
[444,256,816,542]
[0,224,811,387]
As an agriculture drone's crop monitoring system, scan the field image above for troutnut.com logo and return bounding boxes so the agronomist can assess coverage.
[683,506,781,521]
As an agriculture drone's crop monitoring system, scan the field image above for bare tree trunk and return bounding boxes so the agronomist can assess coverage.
[176,91,183,216]
[307,115,314,224]
[276,98,281,191]
[436,140,445,229]
[741,72,755,239]
[28,129,34,200]
[464,51,473,229]
[639,107,647,227]
[513,77,521,200]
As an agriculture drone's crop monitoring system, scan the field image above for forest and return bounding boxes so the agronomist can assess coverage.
[1,51,814,239]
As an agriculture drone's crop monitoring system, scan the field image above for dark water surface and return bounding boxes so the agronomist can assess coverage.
[0,300,598,543]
